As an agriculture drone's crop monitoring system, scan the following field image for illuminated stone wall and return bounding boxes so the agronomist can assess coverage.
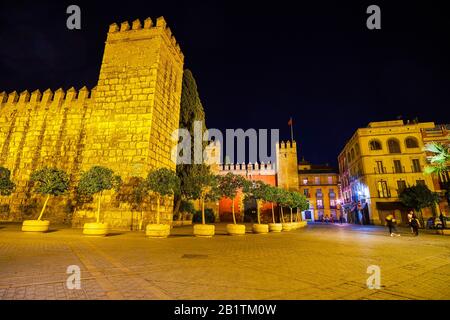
[276,141,300,191]
[0,17,184,229]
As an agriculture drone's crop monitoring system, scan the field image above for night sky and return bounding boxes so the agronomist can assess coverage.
[1,0,449,167]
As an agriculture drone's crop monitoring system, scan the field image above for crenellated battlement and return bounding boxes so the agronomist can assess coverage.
[277,140,297,150]
[0,86,96,108]
[106,16,184,63]
[218,162,276,176]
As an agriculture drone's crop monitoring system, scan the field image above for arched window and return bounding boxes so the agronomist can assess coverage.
[405,137,419,148]
[355,143,360,155]
[350,148,355,161]
[369,140,382,151]
[347,152,352,162]
[387,139,401,154]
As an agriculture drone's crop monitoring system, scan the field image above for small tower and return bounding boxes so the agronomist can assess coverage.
[276,140,299,191]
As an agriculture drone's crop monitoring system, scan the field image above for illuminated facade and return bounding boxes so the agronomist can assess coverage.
[207,140,341,223]
[338,120,445,225]
[421,124,450,214]
[0,17,184,228]
[298,161,341,222]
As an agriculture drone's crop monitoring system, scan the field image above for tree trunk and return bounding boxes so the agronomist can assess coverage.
[139,209,144,231]
[257,199,261,224]
[280,206,285,223]
[232,198,237,225]
[290,207,293,223]
[201,197,206,225]
[271,203,275,224]
[156,195,161,225]
[96,191,102,223]
[37,194,50,221]
[173,196,182,220]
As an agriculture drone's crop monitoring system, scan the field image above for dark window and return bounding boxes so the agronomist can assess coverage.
[416,180,426,186]
[388,139,401,154]
[405,137,419,148]
[369,140,382,151]
[303,189,310,197]
[412,159,421,172]
[393,160,403,173]
[397,180,407,194]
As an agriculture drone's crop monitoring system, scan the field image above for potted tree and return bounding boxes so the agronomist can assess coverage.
[22,167,69,232]
[265,186,283,232]
[145,168,180,238]
[243,180,270,234]
[77,166,121,236]
[290,191,309,229]
[277,189,293,231]
[218,172,246,235]
[185,165,219,237]
[399,183,440,228]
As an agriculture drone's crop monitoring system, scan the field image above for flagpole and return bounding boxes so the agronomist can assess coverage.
[290,117,294,142]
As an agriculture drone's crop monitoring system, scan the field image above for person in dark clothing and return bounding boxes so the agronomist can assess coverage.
[385,214,400,237]
[410,217,420,236]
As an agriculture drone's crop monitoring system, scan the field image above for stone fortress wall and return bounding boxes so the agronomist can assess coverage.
[0,17,184,229]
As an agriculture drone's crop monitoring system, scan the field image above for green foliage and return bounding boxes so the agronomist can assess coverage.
[290,191,309,211]
[217,173,245,200]
[77,166,121,196]
[179,200,195,214]
[242,180,269,201]
[29,167,69,196]
[146,168,180,198]
[0,167,15,196]
[399,183,440,212]
[276,188,292,207]
[193,208,215,223]
[184,165,219,201]
[424,140,449,175]
[174,69,209,214]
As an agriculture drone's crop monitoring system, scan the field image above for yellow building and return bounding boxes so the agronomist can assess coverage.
[276,140,341,222]
[298,161,341,222]
[338,120,438,225]
[0,17,184,228]
[421,124,450,214]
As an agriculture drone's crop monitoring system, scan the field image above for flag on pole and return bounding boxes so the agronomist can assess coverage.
[288,117,294,142]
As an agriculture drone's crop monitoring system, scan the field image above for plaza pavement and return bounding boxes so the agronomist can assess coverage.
[0,222,449,300]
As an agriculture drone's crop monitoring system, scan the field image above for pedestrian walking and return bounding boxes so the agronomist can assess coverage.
[407,211,414,234]
[411,216,420,236]
[385,214,400,237]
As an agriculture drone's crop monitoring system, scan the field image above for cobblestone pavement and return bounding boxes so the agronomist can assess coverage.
[0,222,449,300]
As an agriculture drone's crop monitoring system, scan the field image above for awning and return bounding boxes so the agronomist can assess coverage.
[376,202,408,211]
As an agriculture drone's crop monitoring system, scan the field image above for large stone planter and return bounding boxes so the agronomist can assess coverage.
[83,222,109,236]
[146,224,171,238]
[298,221,308,228]
[282,223,293,231]
[172,221,183,227]
[182,220,192,226]
[226,224,246,236]
[252,224,269,234]
[22,220,50,232]
[193,224,215,237]
[268,223,283,233]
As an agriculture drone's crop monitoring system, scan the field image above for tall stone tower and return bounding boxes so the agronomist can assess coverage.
[0,17,184,227]
[84,17,184,177]
[276,140,299,191]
